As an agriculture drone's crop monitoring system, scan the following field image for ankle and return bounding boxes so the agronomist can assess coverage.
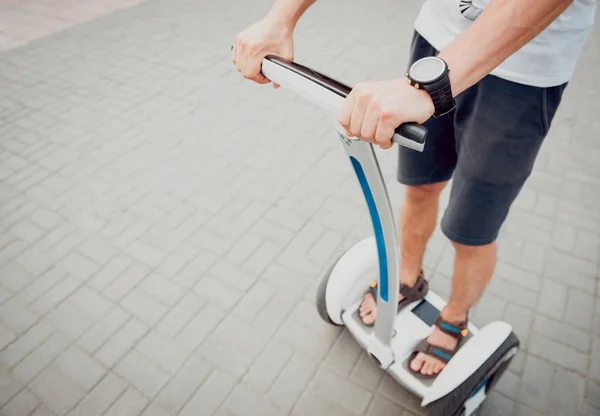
[399,268,422,287]
[440,304,468,324]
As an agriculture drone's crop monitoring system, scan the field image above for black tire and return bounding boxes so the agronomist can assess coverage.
[427,332,520,416]
[316,254,345,327]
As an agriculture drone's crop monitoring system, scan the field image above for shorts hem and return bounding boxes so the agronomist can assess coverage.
[441,224,498,247]
[396,173,453,187]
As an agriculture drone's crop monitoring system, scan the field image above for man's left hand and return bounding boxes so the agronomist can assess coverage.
[338,78,435,149]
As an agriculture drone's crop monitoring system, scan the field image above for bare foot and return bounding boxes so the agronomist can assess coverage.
[410,312,466,376]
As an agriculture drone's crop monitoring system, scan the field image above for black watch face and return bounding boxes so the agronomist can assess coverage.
[409,57,446,84]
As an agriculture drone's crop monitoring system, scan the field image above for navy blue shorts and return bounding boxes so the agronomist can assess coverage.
[398,32,568,246]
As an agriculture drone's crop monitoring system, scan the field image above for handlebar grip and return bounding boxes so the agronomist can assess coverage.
[393,123,427,152]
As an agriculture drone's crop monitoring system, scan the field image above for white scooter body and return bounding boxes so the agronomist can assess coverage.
[260,56,519,416]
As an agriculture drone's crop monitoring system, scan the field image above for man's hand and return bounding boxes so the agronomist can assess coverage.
[338,78,434,149]
[233,14,294,88]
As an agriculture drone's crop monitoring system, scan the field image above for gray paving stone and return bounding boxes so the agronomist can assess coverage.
[29,275,80,315]
[365,394,408,416]
[528,333,588,374]
[88,255,133,291]
[114,349,170,398]
[0,367,24,408]
[565,287,595,331]
[197,315,267,379]
[179,369,237,416]
[544,263,596,292]
[193,274,243,311]
[514,403,546,416]
[103,262,150,302]
[103,387,148,416]
[120,287,169,326]
[242,338,294,394]
[208,259,258,292]
[292,390,359,416]
[154,356,211,414]
[51,345,106,392]
[266,352,319,412]
[1,388,39,416]
[0,296,40,334]
[230,280,276,322]
[156,292,206,338]
[140,404,170,416]
[94,317,148,368]
[12,331,70,384]
[221,383,285,416]
[586,379,600,410]
[41,300,94,339]
[174,251,219,289]
[547,368,586,416]
[67,372,128,416]
[377,374,424,415]
[323,330,363,378]
[29,366,85,415]
[175,302,225,351]
[138,272,185,307]
[0,321,53,369]
[136,330,191,375]
[537,279,568,320]
[350,353,386,392]
[476,392,517,416]
[533,315,591,353]
[77,307,130,354]
[592,336,600,382]
[0,260,34,292]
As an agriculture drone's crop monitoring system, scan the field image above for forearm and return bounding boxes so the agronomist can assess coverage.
[439,0,573,96]
[267,0,318,28]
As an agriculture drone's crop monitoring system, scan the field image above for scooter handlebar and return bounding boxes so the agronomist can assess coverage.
[233,49,427,151]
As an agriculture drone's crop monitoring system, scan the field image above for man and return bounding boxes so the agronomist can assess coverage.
[232,0,596,377]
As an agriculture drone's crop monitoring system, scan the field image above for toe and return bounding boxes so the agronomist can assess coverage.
[410,353,424,372]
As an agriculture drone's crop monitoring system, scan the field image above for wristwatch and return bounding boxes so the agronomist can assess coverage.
[406,56,455,118]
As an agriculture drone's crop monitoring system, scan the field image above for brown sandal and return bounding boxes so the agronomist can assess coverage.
[408,315,469,378]
[361,270,429,326]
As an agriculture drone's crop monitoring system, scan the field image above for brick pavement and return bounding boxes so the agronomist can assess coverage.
[0,0,599,415]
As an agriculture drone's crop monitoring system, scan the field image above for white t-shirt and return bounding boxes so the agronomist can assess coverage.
[414,0,597,87]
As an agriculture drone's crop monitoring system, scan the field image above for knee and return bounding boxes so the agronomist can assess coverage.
[405,182,447,205]
[451,240,496,256]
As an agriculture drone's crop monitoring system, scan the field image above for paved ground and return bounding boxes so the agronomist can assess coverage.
[0,0,599,415]
[0,0,146,51]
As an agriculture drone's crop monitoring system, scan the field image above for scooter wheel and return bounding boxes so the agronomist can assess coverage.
[427,332,520,416]
[315,254,344,327]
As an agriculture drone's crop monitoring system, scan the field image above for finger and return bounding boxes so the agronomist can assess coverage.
[245,56,270,84]
[273,82,280,89]
[349,91,369,138]
[360,102,379,142]
[338,93,355,133]
[375,117,394,149]
[235,39,244,73]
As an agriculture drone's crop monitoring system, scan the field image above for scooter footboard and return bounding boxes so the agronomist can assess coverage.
[422,321,515,406]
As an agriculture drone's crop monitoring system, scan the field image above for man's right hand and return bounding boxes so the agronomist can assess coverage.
[232,14,295,88]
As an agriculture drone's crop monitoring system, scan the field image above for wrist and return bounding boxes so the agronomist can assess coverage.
[266,4,301,29]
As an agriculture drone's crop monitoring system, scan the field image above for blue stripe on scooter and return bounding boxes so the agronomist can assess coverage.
[349,156,388,302]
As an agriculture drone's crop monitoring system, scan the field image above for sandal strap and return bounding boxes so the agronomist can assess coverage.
[399,270,428,302]
[412,339,457,364]
[434,315,469,340]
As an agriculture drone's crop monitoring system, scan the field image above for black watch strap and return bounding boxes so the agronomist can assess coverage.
[407,57,456,118]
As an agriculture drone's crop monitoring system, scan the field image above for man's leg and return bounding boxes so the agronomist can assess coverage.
[408,72,568,375]
[410,241,496,375]
[359,182,448,325]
